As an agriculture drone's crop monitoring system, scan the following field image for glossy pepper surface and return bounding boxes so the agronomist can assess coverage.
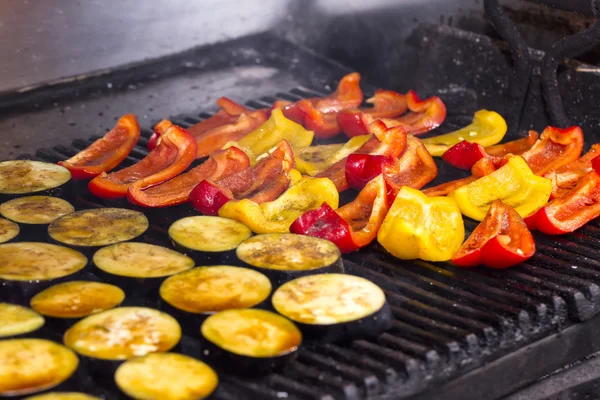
[485,130,538,158]
[520,125,584,176]
[449,156,552,221]
[89,123,197,199]
[383,135,438,195]
[545,144,600,199]
[290,174,390,253]
[452,200,535,269]
[377,186,464,262]
[442,140,487,170]
[218,175,339,234]
[421,110,507,156]
[295,134,370,176]
[59,114,140,180]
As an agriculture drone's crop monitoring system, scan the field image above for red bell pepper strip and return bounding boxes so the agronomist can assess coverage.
[520,126,584,176]
[89,124,197,199]
[147,119,174,151]
[452,200,535,269]
[442,140,487,170]
[485,130,538,158]
[58,114,140,180]
[337,90,407,137]
[544,144,600,199]
[362,90,447,137]
[316,120,407,192]
[525,158,600,235]
[127,147,250,208]
[290,174,389,253]
[383,135,438,195]
[345,154,392,190]
[275,73,363,139]
[189,140,295,215]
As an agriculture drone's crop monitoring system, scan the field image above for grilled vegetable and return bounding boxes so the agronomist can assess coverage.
[0,217,19,243]
[168,216,251,263]
[0,196,74,224]
[378,187,464,262]
[236,233,343,286]
[0,160,71,198]
[442,140,487,170]
[520,125,584,176]
[295,134,370,176]
[115,353,218,400]
[30,281,125,319]
[48,208,148,249]
[0,303,45,338]
[545,144,600,199]
[58,114,140,180]
[160,266,271,333]
[0,339,79,397]
[485,130,539,157]
[24,393,101,400]
[201,309,301,376]
[272,274,391,342]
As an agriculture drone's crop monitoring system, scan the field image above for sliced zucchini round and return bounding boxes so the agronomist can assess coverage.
[0,303,45,338]
[93,242,194,279]
[272,274,392,342]
[0,160,71,195]
[0,217,19,243]
[30,281,125,319]
[200,309,301,376]
[236,233,343,286]
[0,196,74,224]
[160,266,271,314]
[48,208,148,248]
[63,307,181,360]
[0,242,87,281]
[115,353,218,400]
[24,393,101,400]
[169,216,251,252]
[0,339,79,397]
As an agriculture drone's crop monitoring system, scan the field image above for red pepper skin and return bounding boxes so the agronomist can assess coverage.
[337,90,408,137]
[59,114,140,180]
[189,180,234,216]
[452,200,535,269]
[89,124,197,199]
[345,154,393,190]
[485,131,538,158]
[521,126,584,176]
[442,140,487,170]
[423,156,503,197]
[383,135,438,194]
[127,147,250,208]
[147,119,178,151]
[545,144,600,199]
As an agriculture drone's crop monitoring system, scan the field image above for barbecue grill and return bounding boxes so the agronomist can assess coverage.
[1,0,600,399]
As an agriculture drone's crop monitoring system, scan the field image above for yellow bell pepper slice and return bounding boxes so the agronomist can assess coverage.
[377,187,464,262]
[218,176,339,234]
[449,156,552,221]
[295,134,371,176]
[224,108,314,164]
[422,110,508,157]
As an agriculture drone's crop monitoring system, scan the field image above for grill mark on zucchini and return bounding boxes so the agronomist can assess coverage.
[30,281,125,319]
[0,196,74,224]
[0,161,71,195]
[0,218,19,243]
[169,216,252,252]
[0,242,87,281]
[115,353,218,400]
[0,303,45,338]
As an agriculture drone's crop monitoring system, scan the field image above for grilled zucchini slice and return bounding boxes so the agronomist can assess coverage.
[0,339,79,397]
[93,242,194,279]
[0,303,45,338]
[115,353,218,400]
[48,208,148,248]
[169,216,251,253]
[0,217,19,243]
[201,309,301,376]
[272,274,392,342]
[24,393,101,400]
[236,233,343,286]
[0,160,71,195]
[63,307,181,361]
[30,281,125,319]
[0,196,74,224]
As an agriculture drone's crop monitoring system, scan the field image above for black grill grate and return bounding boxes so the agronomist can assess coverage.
[12,83,600,400]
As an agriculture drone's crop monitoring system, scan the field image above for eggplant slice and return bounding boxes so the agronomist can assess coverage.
[0,196,74,224]
[0,303,45,338]
[0,160,71,195]
[272,273,392,342]
[236,233,343,286]
[30,281,125,319]
[0,217,19,243]
[24,393,101,400]
[200,309,301,376]
[0,339,79,397]
[115,353,218,400]
[48,208,148,248]
[169,216,251,253]
[160,266,271,314]
[93,242,194,279]
[0,242,87,281]
[63,307,181,361]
